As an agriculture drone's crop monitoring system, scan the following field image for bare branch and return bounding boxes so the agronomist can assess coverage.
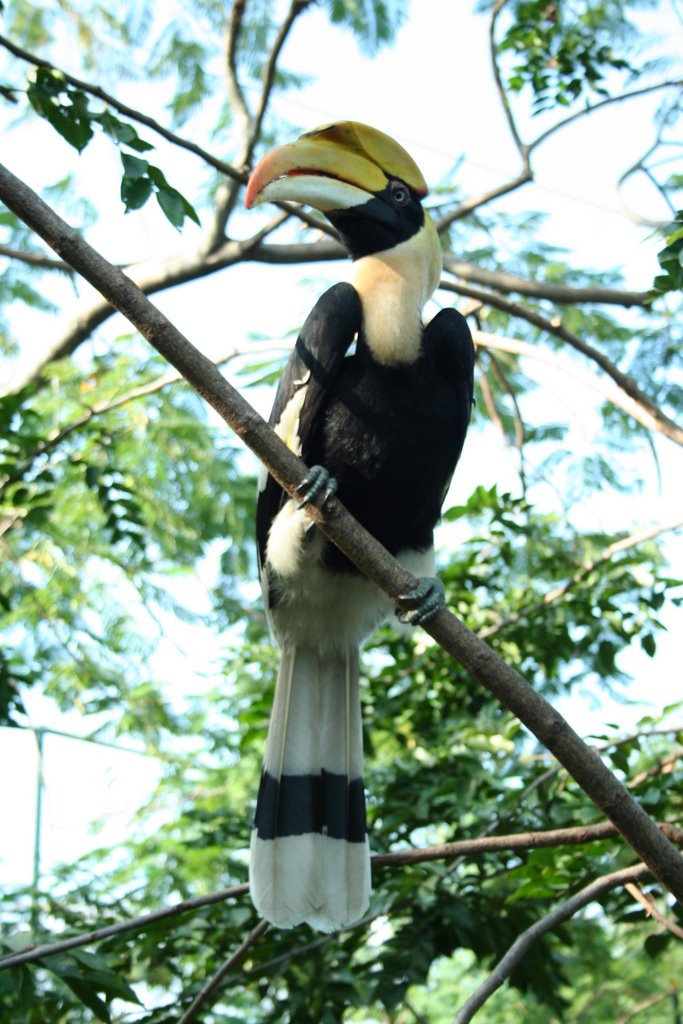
[249,1,316,159]
[443,281,683,448]
[454,865,653,1023]
[488,350,527,489]
[209,0,316,247]
[630,750,682,789]
[476,359,506,439]
[618,138,683,227]
[489,0,529,164]
[529,80,683,158]
[0,242,71,271]
[0,883,249,971]
[177,919,269,1024]
[433,0,682,229]
[1,210,293,396]
[434,171,533,231]
[372,821,683,869]
[441,257,650,308]
[225,1,252,142]
[2,158,683,906]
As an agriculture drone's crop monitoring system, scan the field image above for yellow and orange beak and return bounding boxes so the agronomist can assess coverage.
[245,121,428,213]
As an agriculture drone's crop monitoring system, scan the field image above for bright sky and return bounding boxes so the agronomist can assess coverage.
[1,2,682,890]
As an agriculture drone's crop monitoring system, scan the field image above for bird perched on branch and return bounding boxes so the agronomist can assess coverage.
[245,121,475,932]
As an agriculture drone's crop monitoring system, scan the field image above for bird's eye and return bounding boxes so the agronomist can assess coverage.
[389,180,410,207]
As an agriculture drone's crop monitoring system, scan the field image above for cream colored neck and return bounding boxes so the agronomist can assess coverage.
[350,216,442,367]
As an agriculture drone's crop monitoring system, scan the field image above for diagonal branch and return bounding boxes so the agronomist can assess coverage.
[177,919,269,1024]
[480,516,683,641]
[625,882,683,941]
[0,882,250,971]
[453,864,652,1024]
[529,80,683,158]
[1,210,292,397]
[442,280,683,448]
[1,158,682,907]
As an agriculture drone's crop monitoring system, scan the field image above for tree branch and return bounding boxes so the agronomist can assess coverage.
[453,864,652,1024]
[1,159,682,907]
[443,281,683,448]
[528,80,683,158]
[177,919,269,1024]
[617,992,675,1024]
[208,0,315,247]
[0,883,249,971]
[625,882,683,941]
[3,822,679,973]
[1,340,292,491]
[442,257,650,308]
[432,0,682,230]
[480,516,683,641]
[1,210,292,396]
[0,242,71,271]
[372,821,683,869]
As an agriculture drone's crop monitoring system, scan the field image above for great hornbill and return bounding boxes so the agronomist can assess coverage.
[245,121,475,932]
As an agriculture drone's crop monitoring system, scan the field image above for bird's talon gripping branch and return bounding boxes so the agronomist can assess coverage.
[295,465,338,510]
[396,576,446,626]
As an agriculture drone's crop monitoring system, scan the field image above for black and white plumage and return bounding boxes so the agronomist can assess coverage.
[245,122,475,931]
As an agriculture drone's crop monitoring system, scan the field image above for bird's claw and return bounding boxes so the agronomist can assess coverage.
[395,576,445,626]
[295,465,338,510]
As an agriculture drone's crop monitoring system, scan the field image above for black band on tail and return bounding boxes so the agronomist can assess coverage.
[254,770,366,842]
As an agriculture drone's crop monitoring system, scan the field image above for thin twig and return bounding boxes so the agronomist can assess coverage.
[487,350,527,491]
[453,864,652,1024]
[617,992,674,1024]
[0,883,249,971]
[177,919,269,1024]
[480,516,683,640]
[529,80,683,158]
[0,242,71,271]
[625,882,683,941]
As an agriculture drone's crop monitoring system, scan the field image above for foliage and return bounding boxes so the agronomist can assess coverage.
[493,0,638,112]
[0,0,682,1021]
[651,210,683,298]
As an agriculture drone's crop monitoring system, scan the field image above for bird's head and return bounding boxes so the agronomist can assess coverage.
[246,121,442,363]
[247,121,438,262]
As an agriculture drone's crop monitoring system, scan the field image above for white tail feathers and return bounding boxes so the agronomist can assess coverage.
[250,644,370,931]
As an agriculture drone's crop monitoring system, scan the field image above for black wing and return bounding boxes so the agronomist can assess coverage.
[256,282,362,574]
[423,307,475,502]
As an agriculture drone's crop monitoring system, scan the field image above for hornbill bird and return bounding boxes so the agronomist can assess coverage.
[245,121,475,932]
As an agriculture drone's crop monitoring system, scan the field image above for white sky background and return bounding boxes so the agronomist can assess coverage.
[1,1,682,889]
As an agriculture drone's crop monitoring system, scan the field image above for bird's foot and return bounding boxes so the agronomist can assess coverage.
[296,465,338,510]
[395,576,445,626]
